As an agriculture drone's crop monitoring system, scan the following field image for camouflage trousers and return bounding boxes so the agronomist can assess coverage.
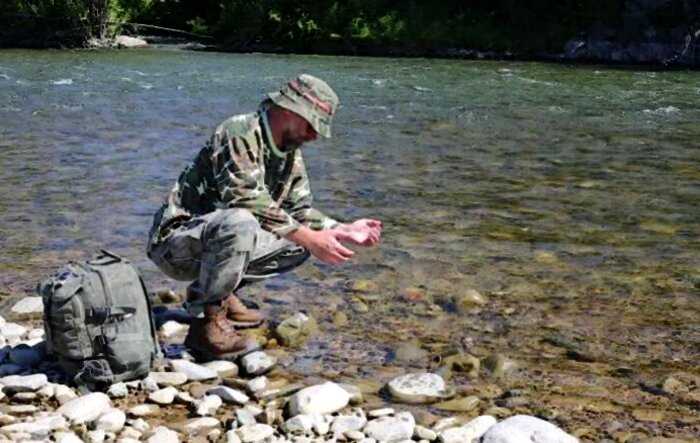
[147,208,309,315]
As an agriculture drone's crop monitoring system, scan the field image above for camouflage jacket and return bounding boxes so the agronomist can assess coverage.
[148,108,338,247]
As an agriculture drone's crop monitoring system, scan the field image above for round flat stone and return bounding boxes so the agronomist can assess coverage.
[386,373,453,404]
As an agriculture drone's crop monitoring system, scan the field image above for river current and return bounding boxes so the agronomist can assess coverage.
[0,48,698,438]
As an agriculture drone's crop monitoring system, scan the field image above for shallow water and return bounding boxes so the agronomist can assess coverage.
[1,48,699,438]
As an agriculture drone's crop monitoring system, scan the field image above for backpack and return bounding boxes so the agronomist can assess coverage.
[39,250,161,388]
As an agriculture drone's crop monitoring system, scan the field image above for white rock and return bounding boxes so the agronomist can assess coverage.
[196,395,222,416]
[170,359,217,381]
[203,360,238,377]
[114,35,149,48]
[54,384,77,405]
[481,415,578,443]
[226,430,242,443]
[0,373,47,392]
[363,412,415,442]
[128,404,160,417]
[331,414,368,434]
[140,376,159,392]
[207,386,249,404]
[175,391,195,404]
[87,430,106,443]
[433,417,460,432]
[240,351,276,376]
[0,322,27,339]
[359,438,376,443]
[129,418,150,433]
[117,438,140,443]
[147,426,179,443]
[96,409,126,433]
[247,376,268,393]
[28,329,45,339]
[184,417,220,434]
[0,414,66,437]
[312,414,331,435]
[283,414,315,433]
[387,373,451,404]
[0,316,5,327]
[367,408,394,418]
[159,320,188,338]
[11,297,43,314]
[288,382,350,416]
[148,371,187,386]
[120,427,142,440]
[148,386,178,405]
[236,408,258,426]
[107,382,129,398]
[439,416,497,443]
[235,424,274,443]
[55,431,84,443]
[414,425,437,441]
[345,431,365,441]
[37,383,56,398]
[58,392,112,424]
[8,404,38,413]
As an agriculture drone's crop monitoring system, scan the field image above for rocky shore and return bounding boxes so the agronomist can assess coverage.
[0,296,585,443]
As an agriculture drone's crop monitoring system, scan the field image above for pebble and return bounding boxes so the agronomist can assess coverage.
[107,382,129,398]
[87,430,106,443]
[148,371,188,386]
[226,430,242,443]
[10,297,43,315]
[414,425,437,441]
[196,395,223,416]
[184,417,220,434]
[387,373,452,404]
[28,329,45,339]
[207,385,249,404]
[368,408,394,418]
[235,424,275,443]
[345,430,365,441]
[0,414,66,438]
[331,413,367,434]
[283,414,315,433]
[236,408,258,427]
[148,386,178,405]
[170,359,218,381]
[53,384,76,405]
[0,373,48,392]
[37,383,55,398]
[57,392,112,424]
[8,404,38,413]
[363,412,416,442]
[159,320,188,338]
[240,351,277,376]
[339,384,364,405]
[147,426,179,443]
[434,396,480,412]
[96,409,126,433]
[288,382,350,416]
[12,392,37,402]
[275,312,316,347]
[128,404,161,417]
[0,323,27,339]
[203,360,238,377]
[140,376,159,393]
[55,431,84,443]
[247,376,268,393]
[120,427,142,440]
[481,415,577,443]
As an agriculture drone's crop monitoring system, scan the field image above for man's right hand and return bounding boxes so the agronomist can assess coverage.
[285,226,355,265]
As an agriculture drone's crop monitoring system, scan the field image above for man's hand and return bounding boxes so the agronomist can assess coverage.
[285,226,355,265]
[336,218,383,246]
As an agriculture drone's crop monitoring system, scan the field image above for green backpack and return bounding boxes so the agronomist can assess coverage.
[39,250,161,388]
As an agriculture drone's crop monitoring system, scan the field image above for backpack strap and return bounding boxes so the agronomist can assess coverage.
[85,306,137,324]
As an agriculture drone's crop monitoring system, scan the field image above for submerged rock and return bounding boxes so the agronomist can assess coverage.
[386,373,454,404]
[434,395,480,412]
[114,35,149,48]
[288,382,350,416]
[482,354,518,378]
[363,411,415,442]
[481,415,577,443]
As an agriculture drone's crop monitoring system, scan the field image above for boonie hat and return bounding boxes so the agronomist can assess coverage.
[268,74,339,138]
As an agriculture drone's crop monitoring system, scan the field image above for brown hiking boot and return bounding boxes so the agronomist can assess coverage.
[184,303,259,362]
[187,283,264,328]
[222,294,265,328]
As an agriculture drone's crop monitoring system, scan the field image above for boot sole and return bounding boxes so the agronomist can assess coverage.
[229,319,265,329]
[188,341,261,363]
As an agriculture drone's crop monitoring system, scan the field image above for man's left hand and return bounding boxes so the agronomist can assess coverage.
[336,218,383,247]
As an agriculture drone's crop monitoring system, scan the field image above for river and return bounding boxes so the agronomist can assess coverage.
[0,48,698,439]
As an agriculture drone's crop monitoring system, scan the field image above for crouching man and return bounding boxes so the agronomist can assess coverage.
[147,74,382,361]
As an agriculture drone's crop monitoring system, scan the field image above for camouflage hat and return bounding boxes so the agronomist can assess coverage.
[267,74,339,138]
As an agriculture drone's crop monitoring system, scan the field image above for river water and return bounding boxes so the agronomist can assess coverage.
[1,48,698,439]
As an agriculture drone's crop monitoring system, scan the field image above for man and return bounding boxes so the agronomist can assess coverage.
[147,74,382,361]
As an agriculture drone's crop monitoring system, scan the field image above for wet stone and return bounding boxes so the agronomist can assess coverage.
[363,412,415,442]
[58,392,112,424]
[170,359,218,381]
[275,312,317,347]
[482,354,517,378]
[240,351,276,376]
[235,423,275,443]
[387,373,454,404]
[454,289,488,313]
[288,382,350,416]
[481,415,577,443]
[434,395,480,412]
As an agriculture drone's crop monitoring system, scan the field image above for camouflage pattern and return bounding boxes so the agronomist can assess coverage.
[268,74,339,138]
[148,104,338,249]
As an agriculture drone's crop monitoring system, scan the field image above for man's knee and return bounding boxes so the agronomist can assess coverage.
[202,208,259,252]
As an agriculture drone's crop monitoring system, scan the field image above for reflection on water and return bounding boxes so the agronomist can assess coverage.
[1,48,699,437]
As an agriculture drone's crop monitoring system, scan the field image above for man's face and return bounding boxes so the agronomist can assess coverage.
[282,109,318,147]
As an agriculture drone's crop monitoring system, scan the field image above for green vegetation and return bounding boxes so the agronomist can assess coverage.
[0,0,696,53]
